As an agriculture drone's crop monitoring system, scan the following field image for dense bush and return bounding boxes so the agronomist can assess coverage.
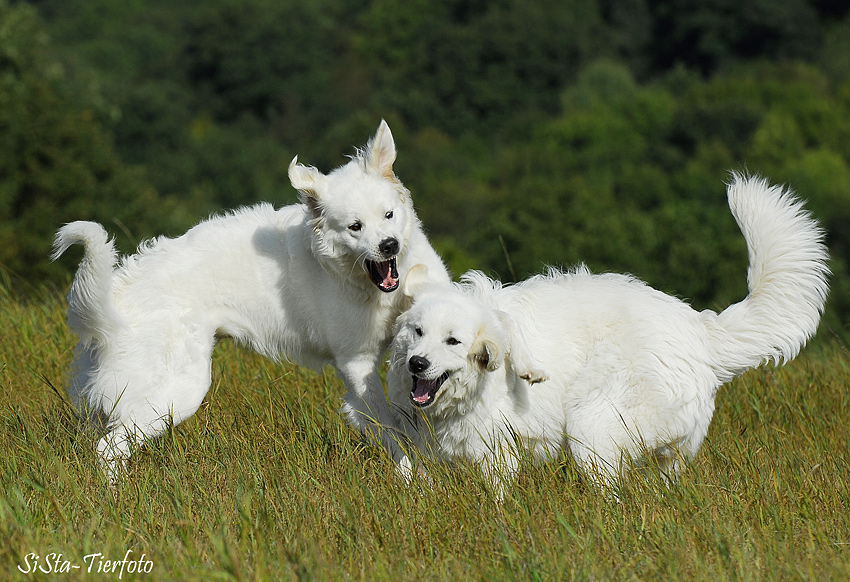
[0,2,182,281]
[3,0,850,332]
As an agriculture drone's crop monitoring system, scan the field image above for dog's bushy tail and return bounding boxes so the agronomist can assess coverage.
[52,221,124,345]
[711,173,829,380]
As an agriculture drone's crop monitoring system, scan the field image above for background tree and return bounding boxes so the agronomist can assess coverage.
[3,0,850,333]
[0,1,187,282]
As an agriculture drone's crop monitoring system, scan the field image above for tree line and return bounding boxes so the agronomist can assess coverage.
[2,0,849,331]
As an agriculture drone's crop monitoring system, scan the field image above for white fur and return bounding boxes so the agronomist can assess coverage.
[388,174,829,493]
[52,121,450,479]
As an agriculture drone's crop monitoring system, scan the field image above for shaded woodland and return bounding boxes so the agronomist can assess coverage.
[3,0,850,329]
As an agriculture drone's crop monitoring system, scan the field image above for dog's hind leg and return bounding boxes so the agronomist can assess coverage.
[565,436,622,489]
[564,389,637,488]
[648,444,688,486]
[97,426,132,484]
[95,331,215,483]
[96,419,171,484]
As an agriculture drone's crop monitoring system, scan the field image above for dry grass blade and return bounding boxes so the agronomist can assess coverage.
[1,285,848,580]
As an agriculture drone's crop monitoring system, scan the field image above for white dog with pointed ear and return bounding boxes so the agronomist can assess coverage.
[52,120,451,480]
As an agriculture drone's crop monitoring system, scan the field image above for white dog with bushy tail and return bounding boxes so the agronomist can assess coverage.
[52,121,450,480]
[388,174,829,494]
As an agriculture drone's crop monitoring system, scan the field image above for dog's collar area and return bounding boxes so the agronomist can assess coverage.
[367,257,399,292]
[410,372,450,408]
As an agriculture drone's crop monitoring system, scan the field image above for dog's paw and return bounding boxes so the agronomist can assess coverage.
[519,368,548,385]
[396,455,432,491]
[396,456,415,484]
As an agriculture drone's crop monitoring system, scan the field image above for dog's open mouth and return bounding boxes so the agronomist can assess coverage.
[367,258,399,292]
[410,372,450,408]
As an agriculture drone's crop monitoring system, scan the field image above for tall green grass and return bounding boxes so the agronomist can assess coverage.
[1,283,848,581]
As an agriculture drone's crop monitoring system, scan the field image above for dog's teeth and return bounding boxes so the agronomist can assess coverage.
[369,258,400,292]
[411,377,436,405]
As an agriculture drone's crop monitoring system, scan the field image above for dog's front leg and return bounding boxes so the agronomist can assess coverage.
[337,358,407,466]
[494,310,548,385]
[480,451,519,502]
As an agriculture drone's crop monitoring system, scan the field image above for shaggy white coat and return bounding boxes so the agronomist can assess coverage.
[52,121,450,478]
[388,174,829,492]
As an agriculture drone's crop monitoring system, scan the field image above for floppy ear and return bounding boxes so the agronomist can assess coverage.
[469,322,505,373]
[364,120,397,179]
[495,310,548,384]
[403,264,431,298]
[288,156,326,215]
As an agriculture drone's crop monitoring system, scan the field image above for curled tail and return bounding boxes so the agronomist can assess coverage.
[713,173,830,379]
[52,222,123,345]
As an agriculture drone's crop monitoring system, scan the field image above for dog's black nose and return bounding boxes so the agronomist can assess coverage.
[379,237,400,257]
[408,355,430,375]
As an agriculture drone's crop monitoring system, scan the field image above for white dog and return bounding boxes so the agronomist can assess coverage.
[388,174,829,493]
[52,120,450,479]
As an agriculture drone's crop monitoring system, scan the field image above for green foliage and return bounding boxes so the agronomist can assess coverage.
[183,0,340,126]
[430,60,850,319]
[0,2,184,282]
[2,282,849,580]
[647,0,824,74]
[2,0,850,330]
[357,0,609,134]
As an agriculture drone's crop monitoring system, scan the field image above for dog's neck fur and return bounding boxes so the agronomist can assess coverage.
[421,365,514,456]
[300,211,382,301]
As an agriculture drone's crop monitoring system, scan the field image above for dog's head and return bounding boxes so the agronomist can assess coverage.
[288,120,415,293]
[391,286,509,414]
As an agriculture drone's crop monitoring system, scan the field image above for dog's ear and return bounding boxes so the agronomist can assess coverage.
[403,264,431,298]
[289,156,325,215]
[364,120,397,180]
[469,322,505,373]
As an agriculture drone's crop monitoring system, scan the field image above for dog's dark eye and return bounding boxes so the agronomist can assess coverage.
[385,210,394,220]
[348,222,362,232]
[446,337,460,346]
[414,327,423,337]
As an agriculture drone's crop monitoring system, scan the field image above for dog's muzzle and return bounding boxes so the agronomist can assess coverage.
[367,237,400,292]
[408,355,449,408]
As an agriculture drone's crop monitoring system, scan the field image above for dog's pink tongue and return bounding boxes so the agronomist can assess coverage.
[381,271,397,289]
[412,378,434,404]
[378,261,398,289]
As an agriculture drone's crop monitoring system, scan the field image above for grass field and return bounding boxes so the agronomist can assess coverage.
[1,280,848,581]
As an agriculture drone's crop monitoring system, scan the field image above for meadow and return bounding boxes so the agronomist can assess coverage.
[1,280,848,581]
